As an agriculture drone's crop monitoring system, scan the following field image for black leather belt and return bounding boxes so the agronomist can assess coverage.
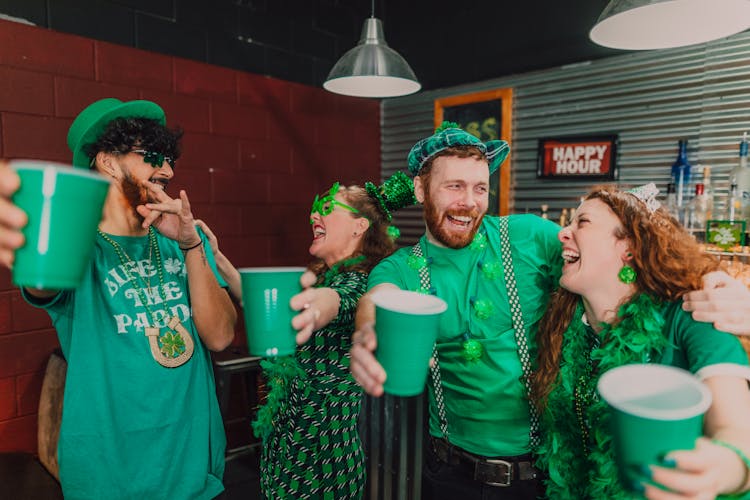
[430,436,541,487]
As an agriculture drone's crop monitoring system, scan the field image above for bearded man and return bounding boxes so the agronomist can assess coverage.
[20,98,236,499]
[350,123,561,499]
[350,123,750,500]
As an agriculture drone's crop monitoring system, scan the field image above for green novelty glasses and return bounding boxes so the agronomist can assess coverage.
[310,182,360,223]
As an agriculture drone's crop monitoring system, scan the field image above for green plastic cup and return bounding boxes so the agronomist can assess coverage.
[11,160,110,290]
[372,289,447,397]
[239,267,305,357]
[597,364,712,491]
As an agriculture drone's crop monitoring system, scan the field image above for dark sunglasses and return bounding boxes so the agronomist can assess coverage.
[131,149,176,169]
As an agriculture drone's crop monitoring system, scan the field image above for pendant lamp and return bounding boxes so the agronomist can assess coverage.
[323,1,420,98]
[590,0,750,50]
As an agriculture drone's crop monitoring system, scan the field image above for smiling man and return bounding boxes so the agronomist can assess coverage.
[21,98,236,499]
[350,122,563,499]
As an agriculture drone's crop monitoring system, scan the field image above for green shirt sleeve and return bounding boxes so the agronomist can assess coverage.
[660,301,750,375]
[367,247,411,291]
[326,271,368,330]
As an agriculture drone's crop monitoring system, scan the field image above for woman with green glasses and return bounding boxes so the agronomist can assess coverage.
[199,172,415,499]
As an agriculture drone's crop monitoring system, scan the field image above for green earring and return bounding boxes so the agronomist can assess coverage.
[618,264,637,284]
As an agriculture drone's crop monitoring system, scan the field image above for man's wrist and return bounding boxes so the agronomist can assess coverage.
[180,239,203,252]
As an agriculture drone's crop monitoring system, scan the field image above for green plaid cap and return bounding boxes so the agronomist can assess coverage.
[407,123,510,175]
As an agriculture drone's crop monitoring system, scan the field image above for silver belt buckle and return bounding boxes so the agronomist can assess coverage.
[476,458,512,487]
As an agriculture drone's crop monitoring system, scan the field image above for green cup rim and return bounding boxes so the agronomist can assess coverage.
[371,289,447,315]
[10,159,111,183]
[238,266,307,274]
[597,364,712,421]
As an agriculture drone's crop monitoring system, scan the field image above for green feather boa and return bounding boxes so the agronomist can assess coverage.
[251,355,306,442]
[536,293,669,499]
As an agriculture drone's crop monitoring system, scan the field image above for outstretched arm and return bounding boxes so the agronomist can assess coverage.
[0,162,58,299]
[683,271,750,336]
[195,219,242,304]
[349,283,398,397]
[290,275,341,345]
[644,375,750,499]
[0,161,25,269]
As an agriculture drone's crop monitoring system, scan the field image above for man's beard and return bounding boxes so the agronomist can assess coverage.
[423,195,484,249]
[121,171,149,222]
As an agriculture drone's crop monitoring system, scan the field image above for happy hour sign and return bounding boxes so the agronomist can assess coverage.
[537,135,618,180]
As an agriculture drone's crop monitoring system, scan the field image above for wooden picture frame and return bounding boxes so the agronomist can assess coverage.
[434,88,512,216]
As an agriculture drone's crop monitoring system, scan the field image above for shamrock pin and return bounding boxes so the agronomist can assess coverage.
[159,331,186,358]
[461,335,484,362]
[471,298,494,320]
[469,232,487,251]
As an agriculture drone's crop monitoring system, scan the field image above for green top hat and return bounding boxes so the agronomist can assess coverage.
[67,98,166,168]
[407,121,510,176]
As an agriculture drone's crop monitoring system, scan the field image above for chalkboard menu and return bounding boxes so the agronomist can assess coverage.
[435,88,512,216]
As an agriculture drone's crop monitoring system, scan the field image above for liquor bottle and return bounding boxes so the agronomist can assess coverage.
[687,183,710,232]
[729,132,750,222]
[665,183,680,221]
[727,183,742,222]
[701,166,714,216]
[670,139,692,213]
[559,208,569,227]
[540,204,549,219]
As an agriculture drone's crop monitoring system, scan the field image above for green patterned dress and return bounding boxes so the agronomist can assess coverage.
[259,270,367,499]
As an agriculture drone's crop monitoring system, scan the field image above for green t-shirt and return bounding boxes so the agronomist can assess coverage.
[657,301,750,374]
[24,230,227,500]
[539,299,750,500]
[368,214,562,456]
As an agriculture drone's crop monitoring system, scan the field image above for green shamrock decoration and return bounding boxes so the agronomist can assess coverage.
[159,331,186,358]
[480,261,503,280]
[472,298,494,320]
[143,151,166,168]
[407,254,428,270]
[469,232,487,251]
[461,337,484,362]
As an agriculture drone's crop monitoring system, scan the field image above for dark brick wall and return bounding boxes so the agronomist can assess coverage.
[0,18,379,454]
[0,0,368,88]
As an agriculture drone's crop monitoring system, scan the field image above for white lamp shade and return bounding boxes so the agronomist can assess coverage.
[590,0,750,50]
[324,18,421,98]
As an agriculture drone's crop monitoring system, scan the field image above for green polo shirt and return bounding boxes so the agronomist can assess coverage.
[368,214,562,456]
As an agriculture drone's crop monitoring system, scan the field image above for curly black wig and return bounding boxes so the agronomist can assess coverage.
[83,117,183,168]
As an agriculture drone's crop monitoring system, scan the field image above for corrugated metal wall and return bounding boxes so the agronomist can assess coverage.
[382,31,750,245]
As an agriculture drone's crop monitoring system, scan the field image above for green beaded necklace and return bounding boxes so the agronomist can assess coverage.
[408,230,502,362]
[98,227,194,368]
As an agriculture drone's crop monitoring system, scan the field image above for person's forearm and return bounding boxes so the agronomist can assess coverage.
[355,292,376,330]
[184,244,236,351]
[355,283,398,330]
[710,428,750,494]
[214,249,242,305]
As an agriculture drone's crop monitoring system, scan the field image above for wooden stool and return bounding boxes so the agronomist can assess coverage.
[0,453,63,499]
[212,348,263,458]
